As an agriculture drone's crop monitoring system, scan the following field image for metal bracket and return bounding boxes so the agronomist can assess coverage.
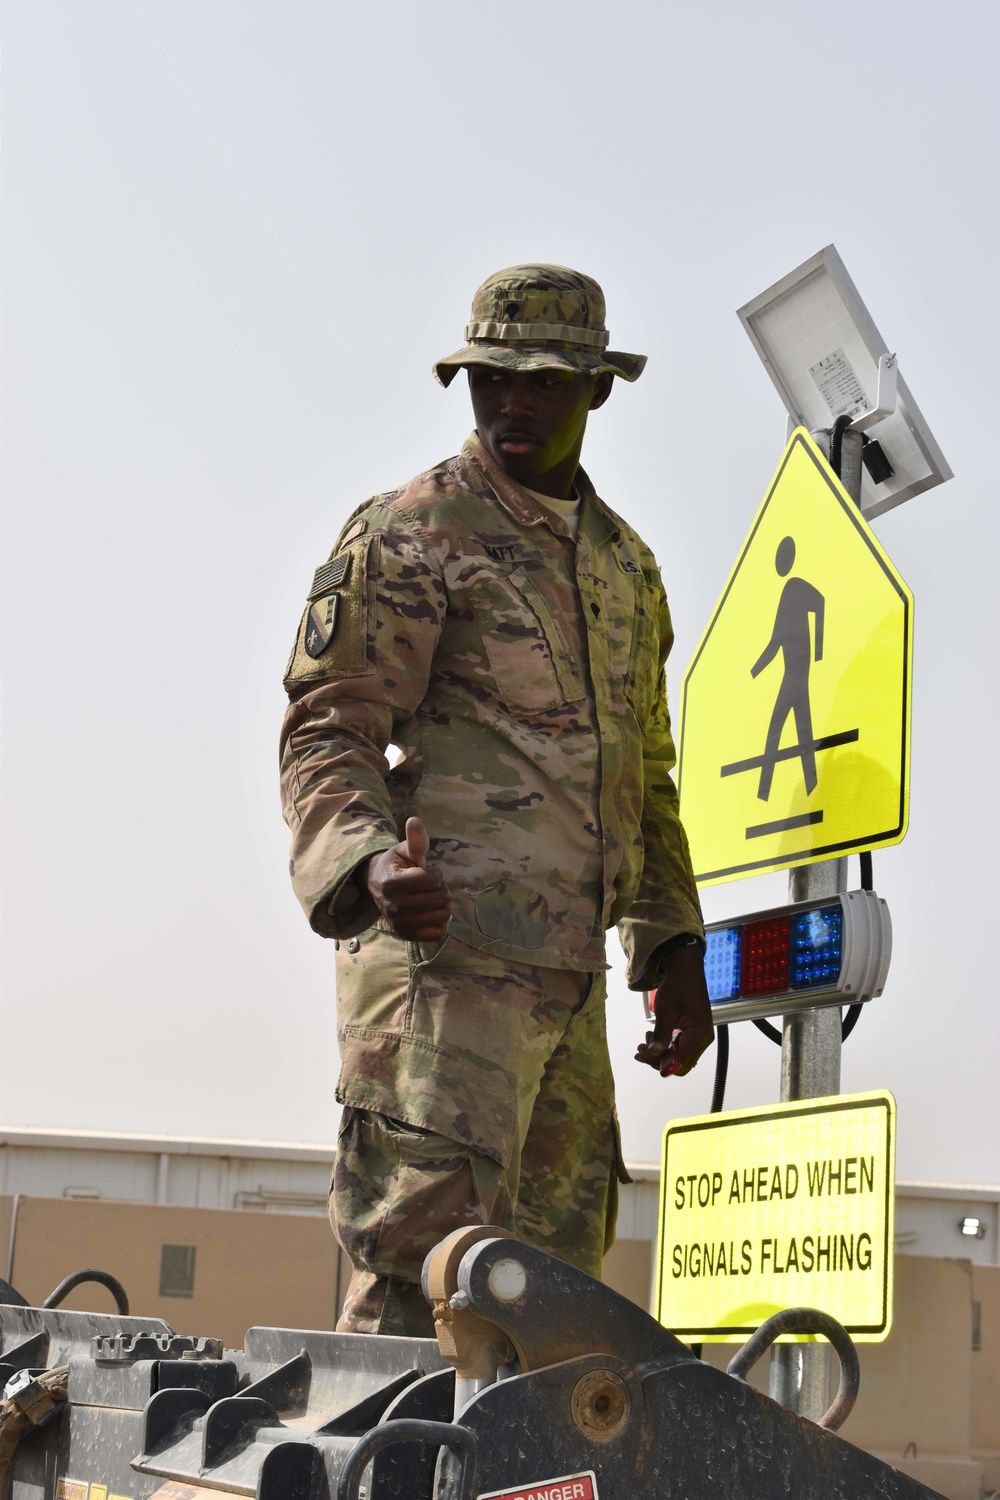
[849,352,898,431]
[785,353,898,445]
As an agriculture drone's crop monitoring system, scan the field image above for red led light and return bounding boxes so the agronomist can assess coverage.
[740,916,791,996]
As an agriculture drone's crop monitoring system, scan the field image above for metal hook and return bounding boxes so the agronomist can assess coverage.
[726,1307,860,1431]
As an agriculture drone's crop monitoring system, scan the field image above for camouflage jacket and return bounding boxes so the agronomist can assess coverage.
[280,433,703,985]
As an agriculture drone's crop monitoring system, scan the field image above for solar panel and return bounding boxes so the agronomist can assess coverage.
[738,245,952,518]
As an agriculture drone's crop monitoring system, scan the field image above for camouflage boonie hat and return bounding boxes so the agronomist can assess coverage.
[433,264,646,387]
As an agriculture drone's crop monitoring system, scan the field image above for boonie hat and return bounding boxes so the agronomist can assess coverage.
[433,263,646,387]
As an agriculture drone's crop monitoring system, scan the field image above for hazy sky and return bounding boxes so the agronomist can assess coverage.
[3,0,998,1185]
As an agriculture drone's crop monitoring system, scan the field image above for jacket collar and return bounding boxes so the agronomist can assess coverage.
[460,432,620,547]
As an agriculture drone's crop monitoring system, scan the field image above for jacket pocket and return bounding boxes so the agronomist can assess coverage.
[473,567,584,712]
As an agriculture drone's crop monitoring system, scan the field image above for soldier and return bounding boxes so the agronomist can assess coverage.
[280,264,713,1336]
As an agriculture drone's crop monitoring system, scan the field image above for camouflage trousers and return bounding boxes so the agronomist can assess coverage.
[330,932,629,1337]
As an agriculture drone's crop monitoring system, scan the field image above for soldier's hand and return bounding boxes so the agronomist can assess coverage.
[363,817,452,941]
[635,943,714,1078]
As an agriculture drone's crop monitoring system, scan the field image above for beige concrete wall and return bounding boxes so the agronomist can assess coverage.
[844,1260,985,1500]
[0,1195,12,1279]
[843,1255,973,1457]
[602,1235,652,1307]
[3,1196,654,1348]
[8,1195,349,1348]
[972,1262,1000,1489]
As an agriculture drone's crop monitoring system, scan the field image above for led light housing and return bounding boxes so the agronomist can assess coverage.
[643,890,891,1025]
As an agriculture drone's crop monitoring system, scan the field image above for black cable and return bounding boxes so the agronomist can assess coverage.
[753,1017,782,1045]
[42,1269,130,1316]
[830,412,853,479]
[841,849,873,1040]
[841,1004,863,1041]
[710,1025,729,1112]
[832,419,868,1043]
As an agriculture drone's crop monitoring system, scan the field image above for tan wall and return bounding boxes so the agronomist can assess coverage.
[842,1255,973,1457]
[4,1197,654,1350]
[972,1263,1000,1488]
[0,1196,12,1278]
[602,1236,652,1308]
[8,1196,350,1348]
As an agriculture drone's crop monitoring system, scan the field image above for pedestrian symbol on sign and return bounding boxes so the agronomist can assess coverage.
[716,533,860,843]
[752,537,825,799]
[677,428,912,884]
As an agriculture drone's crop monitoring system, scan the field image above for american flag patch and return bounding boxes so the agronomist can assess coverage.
[309,553,351,599]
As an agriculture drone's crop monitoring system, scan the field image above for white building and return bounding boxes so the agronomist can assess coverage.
[1,1123,996,1268]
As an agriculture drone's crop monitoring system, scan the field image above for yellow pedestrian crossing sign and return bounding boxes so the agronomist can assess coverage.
[678,427,913,885]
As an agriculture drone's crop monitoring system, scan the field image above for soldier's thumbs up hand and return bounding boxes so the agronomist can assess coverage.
[362,817,452,941]
[404,816,429,868]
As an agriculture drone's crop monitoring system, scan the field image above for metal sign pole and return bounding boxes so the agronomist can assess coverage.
[769,428,864,1419]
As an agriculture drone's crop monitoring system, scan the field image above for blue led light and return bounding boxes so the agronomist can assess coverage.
[790,904,844,989]
[704,926,742,1002]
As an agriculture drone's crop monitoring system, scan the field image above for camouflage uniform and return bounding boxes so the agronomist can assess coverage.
[280,266,704,1335]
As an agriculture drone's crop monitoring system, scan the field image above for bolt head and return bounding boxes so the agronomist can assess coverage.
[487,1257,527,1303]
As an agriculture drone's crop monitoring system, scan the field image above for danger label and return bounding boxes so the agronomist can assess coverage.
[479,1473,596,1500]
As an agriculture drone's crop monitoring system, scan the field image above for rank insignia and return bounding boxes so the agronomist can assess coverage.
[304,594,340,657]
[337,516,367,547]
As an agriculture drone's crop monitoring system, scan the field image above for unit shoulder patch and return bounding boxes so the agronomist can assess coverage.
[304,594,340,657]
[284,533,377,685]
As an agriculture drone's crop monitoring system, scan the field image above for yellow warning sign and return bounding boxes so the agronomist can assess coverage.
[654,1090,895,1342]
[677,428,913,884]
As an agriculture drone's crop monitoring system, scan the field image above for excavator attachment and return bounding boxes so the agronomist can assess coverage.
[0,1230,945,1499]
